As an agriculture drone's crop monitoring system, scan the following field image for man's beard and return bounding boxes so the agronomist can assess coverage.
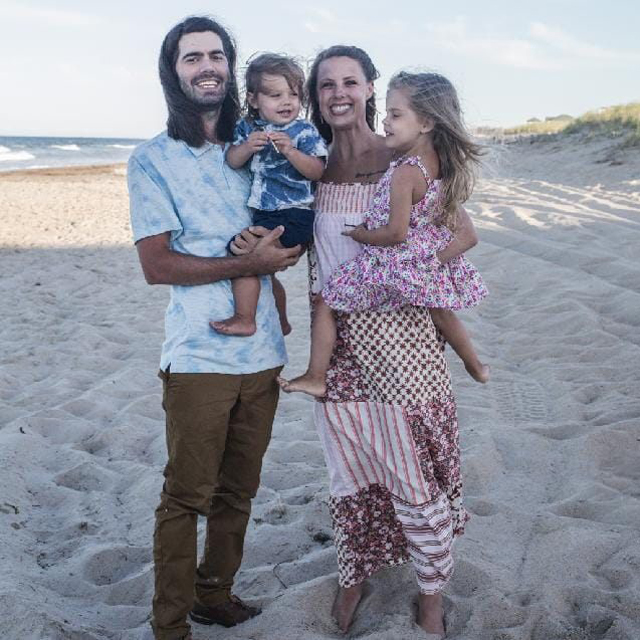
[179,72,228,112]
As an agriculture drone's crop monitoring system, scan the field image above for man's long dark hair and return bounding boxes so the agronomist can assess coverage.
[159,16,240,146]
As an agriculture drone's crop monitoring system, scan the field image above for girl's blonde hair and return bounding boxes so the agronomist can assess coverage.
[389,71,483,229]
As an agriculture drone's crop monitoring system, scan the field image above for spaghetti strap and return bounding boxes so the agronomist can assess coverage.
[399,155,431,184]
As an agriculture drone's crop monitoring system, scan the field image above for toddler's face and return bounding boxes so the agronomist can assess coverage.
[249,73,300,125]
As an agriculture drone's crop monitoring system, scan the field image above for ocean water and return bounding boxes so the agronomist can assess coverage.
[0,136,145,172]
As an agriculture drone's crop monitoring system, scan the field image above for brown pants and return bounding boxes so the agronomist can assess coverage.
[152,366,282,640]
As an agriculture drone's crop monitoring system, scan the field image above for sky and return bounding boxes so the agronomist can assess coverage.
[1,0,639,138]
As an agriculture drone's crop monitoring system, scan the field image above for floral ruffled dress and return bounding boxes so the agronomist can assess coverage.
[322,155,488,312]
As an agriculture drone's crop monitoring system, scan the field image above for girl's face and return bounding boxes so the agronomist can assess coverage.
[382,88,433,153]
[248,73,300,125]
[316,56,373,131]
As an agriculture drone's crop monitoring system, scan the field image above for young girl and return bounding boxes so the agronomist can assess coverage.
[211,53,327,337]
[279,71,489,397]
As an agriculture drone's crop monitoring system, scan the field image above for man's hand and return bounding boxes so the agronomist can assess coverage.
[247,226,301,273]
[229,225,270,255]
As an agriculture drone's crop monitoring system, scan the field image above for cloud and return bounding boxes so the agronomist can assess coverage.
[0,1,101,27]
[530,22,640,63]
[424,18,565,70]
[424,18,640,70]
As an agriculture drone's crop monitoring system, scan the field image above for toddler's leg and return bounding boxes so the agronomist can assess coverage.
[430,308,490,383]
[271,275,292,336]
[278,296,336,397]
[210,276,260,337]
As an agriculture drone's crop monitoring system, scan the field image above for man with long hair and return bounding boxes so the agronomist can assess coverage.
[127,16,299,640]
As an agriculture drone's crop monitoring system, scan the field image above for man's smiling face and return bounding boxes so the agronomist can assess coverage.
[175,31,229,108]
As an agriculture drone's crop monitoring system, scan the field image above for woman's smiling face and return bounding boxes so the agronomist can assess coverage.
[316,56,373,132]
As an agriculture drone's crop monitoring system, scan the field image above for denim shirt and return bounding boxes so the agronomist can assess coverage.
[127,131,287,374]
[233,118,327,211]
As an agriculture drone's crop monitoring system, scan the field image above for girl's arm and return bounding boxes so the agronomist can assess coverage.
[436,207,478,264]
[344,165,416,246]
[226,131,269,169]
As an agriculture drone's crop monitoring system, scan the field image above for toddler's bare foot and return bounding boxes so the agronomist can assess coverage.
[466,362,490,384]
[332,584,364,633]
[209,315,256,337]
[277,373,326,398]
[417,592,445,638]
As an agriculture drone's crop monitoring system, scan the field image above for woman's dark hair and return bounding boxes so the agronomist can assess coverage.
[159,16,240,146]
[306,45,380,143]
[244,53,306,121]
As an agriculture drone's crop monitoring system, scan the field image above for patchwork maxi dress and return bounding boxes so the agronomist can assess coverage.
[309,174,471,595]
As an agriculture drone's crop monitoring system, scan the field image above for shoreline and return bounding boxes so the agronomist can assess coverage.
[0,162,127,180]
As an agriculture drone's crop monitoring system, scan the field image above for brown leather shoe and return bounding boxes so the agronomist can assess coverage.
[190,595,261,628]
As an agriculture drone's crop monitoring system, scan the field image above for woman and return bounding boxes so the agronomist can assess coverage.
[237,46,477,638]
[303,46,477,638]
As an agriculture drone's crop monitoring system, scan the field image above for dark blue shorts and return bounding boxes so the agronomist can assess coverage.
[252,207,315,248]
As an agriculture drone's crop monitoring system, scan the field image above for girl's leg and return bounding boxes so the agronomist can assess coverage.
[210,276,260,337]
[430,308,490,383]
[278,296,336,397]
[271,275,292,336]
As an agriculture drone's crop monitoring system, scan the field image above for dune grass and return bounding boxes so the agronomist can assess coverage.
[504,119,572,135]
[565,103,640,144]
[503,102,640,144]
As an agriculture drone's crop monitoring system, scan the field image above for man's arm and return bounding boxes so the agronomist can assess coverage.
[136,226,300,285]
[436,207,478,264]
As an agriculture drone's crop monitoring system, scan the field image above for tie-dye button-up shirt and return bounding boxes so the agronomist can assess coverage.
[233,118,327,211]
[127,131,287,374]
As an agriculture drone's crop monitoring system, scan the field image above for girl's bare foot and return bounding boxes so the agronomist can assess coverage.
[280,319,292,336]
[277,373,326,398]
[466,361,490,384]
[332,584,364,633]
[209,315,256,337]
[417,592,445,638]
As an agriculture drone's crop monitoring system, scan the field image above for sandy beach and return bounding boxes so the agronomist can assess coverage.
[1,134,639,639]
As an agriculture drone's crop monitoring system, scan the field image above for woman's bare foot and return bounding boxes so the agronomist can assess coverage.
[277,373,326,398]
[417,592,445,637]
[209,315,256,337]
[332,584,364,633]
[465,361,490,384]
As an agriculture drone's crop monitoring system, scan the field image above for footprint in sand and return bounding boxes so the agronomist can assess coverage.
[493,379,548,423]
[54,462,114,492]
[83,546,151,586]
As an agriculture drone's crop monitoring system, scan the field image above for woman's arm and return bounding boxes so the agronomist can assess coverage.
[436,207,478,264]
[343,165,416,246]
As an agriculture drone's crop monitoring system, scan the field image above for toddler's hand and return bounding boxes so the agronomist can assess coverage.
[246,131,269,153]
[268,131,294,156]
